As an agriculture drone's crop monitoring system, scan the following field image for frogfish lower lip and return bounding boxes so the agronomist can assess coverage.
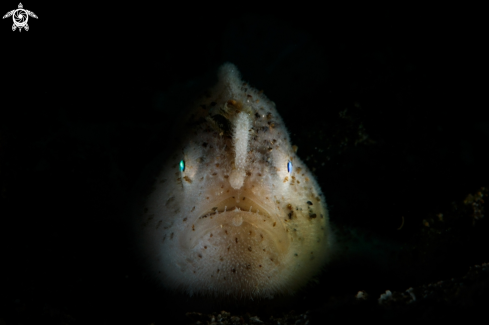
[197,196,273,220]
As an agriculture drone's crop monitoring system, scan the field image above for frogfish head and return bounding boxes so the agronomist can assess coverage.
[134,63,333,299]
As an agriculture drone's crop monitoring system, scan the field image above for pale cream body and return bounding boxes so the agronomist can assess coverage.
[134,63,333,298]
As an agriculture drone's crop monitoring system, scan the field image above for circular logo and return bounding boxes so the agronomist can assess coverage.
[13,9,28,28]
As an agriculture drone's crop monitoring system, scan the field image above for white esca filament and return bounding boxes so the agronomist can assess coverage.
[229,112,250,189]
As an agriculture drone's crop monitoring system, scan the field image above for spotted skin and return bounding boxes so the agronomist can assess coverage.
[134,63,333,299]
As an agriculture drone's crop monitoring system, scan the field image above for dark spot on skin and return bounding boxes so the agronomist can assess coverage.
[210,114,231,133]
[288,211,293,219]
[273,222,276,227]
[248,246,252,252]
[204,246,207,249]
[202,142,208,147]
[255,112,260,118]
[191,206,195,212]
[287,204,292,210]
[170,232,174,239]
[232,268,236,273]
[192,225,195,231]
[210,233,213,237]
[309,214,317,219]
[165,197,175,206]
[183,176,192,183]
[307,201,313,205]
[235,238,238,244]
[217,269,220,273]
[198,254,202,258]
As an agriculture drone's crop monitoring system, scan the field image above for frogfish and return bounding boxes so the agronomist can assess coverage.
[133,63,333,299]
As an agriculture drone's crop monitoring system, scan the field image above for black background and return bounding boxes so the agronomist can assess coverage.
[1,4,487,324]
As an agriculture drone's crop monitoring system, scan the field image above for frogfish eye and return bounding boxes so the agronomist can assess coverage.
[179,160,185,172]
[287,161,292,173]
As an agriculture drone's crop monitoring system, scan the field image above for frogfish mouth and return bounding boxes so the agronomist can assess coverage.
[134,63,333,299]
